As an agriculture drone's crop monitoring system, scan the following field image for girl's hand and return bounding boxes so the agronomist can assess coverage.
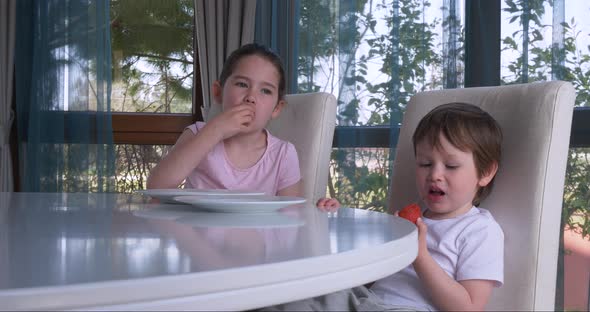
[316,198,340,212]
[206,104,256,140]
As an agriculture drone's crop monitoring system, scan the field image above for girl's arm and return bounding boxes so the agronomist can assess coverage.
[278,181,340,212]
[412,218,495,311]
[147,126,222,189]
[277,180,302,197]
[147,104,256,189]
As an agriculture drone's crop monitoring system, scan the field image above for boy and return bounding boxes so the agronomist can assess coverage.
[262,102,504,311]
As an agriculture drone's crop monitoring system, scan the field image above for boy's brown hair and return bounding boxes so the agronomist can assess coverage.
[412,102,503,206]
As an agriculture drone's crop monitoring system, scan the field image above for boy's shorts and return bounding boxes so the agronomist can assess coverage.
[258,286,420,311]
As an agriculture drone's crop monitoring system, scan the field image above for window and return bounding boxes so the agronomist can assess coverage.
[295,0,590,309]
[296,0,464,210]
[109,0,201,193]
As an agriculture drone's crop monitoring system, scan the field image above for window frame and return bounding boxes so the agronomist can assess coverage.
[111,26,204,146]
[331,0,589,150]
[112,113,197,145]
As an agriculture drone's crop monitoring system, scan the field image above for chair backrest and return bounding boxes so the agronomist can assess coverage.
[205,92,337,203]
[389,81,576,311]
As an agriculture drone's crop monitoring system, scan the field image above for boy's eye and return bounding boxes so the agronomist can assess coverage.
[418,163,431,168]
[261,88,272,95]
[446,165,459,169]
[235,81,248,88]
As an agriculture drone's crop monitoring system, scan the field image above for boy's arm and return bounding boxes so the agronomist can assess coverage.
[412,219,495,311]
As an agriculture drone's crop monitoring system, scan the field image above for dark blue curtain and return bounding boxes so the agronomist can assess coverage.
[254,0,300,93]
[15,0,115,192]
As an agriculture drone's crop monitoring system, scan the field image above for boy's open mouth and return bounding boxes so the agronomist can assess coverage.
[429,187,446,196]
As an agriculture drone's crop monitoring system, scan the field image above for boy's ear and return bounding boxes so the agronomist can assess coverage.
[271,99,286,119]
[478,161,499,187]
[212,80,223,105]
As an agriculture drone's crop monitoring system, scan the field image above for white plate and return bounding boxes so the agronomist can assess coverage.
[135,189,266,203]
[172,195,307,213]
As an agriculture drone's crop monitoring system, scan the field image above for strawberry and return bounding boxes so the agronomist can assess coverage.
[398,203,421,224]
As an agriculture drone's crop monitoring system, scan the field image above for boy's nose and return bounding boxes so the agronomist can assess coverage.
[428,166,443,181]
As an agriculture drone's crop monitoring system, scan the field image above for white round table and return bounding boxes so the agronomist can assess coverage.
[0,192,417,310]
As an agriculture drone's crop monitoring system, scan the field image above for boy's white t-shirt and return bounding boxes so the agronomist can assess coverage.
[370,206,504,311]
[184,122,301,196]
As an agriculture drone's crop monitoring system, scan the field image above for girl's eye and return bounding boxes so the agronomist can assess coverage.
[261,88,272,95]
[446,165,459,169]
[418,163,431,168]
[235,82,248,88]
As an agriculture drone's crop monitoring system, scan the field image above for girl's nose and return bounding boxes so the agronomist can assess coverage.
[245,94,255,104]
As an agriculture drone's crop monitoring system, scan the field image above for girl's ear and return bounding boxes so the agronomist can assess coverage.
[478,161,499,187]
[271,100,286,119]
[212,80,223,104]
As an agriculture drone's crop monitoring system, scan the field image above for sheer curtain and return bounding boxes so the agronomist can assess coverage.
[194,0,257,119]
[260,0,463,211]
[14,0,115,192]
[254,0,300,93]
[0,0,16,192]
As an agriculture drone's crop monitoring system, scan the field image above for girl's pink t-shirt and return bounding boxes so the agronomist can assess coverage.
[184,122,301,196]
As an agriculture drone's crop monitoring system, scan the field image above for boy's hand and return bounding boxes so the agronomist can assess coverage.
[413,217,429,264]
[206,104,256,140]
[316,198,340,212]
[394,208,428,264]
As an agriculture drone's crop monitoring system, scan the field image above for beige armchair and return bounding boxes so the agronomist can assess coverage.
[205,92,337,204]
[388,81,576,311]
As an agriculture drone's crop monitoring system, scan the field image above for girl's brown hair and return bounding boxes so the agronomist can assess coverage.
[219,43,286,100]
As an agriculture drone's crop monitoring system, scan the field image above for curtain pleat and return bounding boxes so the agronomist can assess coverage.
[443,0,461,89]
[194,0,257,120]
[254,0,300,93]
[0,0,16,192]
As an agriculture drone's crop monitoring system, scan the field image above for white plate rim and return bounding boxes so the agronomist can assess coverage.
[135,189,266,197]
[171,195,306,213]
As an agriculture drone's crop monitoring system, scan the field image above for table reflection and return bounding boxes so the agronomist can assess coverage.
[0,192,329,290]
[1,192,418,312]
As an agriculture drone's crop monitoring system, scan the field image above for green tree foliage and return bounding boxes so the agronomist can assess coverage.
[499,1,590,309]
[298,0,445,211]
[501,0,590,241]
[109,0,195,193]
[110,0,193,113]
[564,149,590,238]
[502,0,550,83]
[561,19,590,241]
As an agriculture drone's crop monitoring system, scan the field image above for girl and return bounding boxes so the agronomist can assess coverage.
[147,43,339,211]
